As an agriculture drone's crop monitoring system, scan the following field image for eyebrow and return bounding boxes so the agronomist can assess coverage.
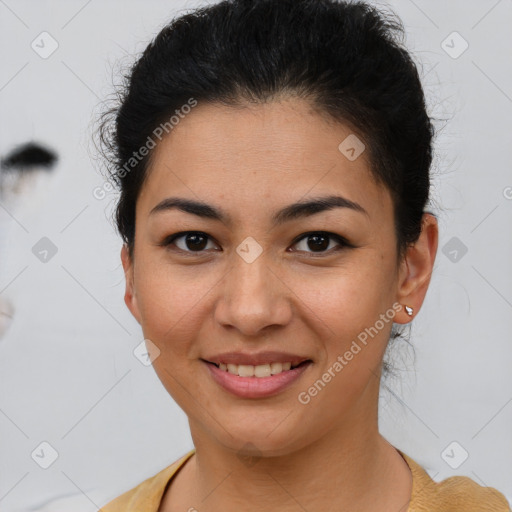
[149,195,369,227]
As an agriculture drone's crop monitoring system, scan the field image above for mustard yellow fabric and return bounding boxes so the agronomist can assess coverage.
[100,448,511,511]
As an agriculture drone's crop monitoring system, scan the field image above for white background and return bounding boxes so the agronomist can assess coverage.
[0,0,511,510]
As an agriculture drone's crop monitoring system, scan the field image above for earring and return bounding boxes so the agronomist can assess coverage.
[404,305,414,317]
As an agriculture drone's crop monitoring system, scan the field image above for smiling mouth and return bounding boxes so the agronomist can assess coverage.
[204,360,311,378]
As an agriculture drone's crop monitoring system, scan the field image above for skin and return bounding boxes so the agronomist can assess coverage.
[121,97,438,512]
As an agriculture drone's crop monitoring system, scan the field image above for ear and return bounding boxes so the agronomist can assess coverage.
[395,213,438,324]
[121,243,142,325]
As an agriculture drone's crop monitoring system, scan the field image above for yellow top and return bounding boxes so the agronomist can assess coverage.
[99,449,511,511]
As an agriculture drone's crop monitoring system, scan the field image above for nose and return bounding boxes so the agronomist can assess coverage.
[214,249,293,338]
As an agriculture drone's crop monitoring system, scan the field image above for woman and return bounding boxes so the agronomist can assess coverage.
[98,0,510,510]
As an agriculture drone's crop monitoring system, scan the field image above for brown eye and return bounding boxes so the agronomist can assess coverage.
[160,230,350,256]
[162,231,219,253]
[291,232,349,255]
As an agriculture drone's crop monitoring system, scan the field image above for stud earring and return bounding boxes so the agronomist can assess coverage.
[404,305,414,317]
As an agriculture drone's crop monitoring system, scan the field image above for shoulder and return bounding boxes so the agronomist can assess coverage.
[434,474,511,511]
[398,450,511,512]
[99,450,195,512]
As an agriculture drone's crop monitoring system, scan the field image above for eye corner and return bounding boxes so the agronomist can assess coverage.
[290,231,352,256]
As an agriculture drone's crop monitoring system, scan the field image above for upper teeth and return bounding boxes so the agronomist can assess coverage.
[218,362,294,377]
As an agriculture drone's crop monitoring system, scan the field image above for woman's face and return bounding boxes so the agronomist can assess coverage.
[121,97,437,456]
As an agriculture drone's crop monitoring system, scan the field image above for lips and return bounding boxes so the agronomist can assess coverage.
[204,358,312,398]
[202,350,311,367]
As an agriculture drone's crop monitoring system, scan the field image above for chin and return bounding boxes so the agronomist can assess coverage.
[211,421,311,459]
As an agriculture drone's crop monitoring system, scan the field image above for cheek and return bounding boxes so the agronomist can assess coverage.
[135,266,209,407]
[292,260,390,328]
[290,262,394,370]
[134,264,199,351]
[292,272,392,419]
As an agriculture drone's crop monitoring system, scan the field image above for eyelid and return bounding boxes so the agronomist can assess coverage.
[161,230,351,255]
[159,231,220,255]
[290,231,351,248]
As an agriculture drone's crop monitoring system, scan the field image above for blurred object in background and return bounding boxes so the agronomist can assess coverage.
[0,141,57,200]
[0,296,14,339]
[0,141,58,340]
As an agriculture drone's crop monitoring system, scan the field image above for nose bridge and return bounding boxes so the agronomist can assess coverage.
[215,239,291,335]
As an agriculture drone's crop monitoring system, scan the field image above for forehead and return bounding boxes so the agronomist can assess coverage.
[137,98,392,223]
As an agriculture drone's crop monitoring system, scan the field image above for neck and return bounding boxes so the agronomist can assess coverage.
[162,376,412,512]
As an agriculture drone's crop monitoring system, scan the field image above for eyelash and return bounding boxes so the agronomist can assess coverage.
[159,231,352,257]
